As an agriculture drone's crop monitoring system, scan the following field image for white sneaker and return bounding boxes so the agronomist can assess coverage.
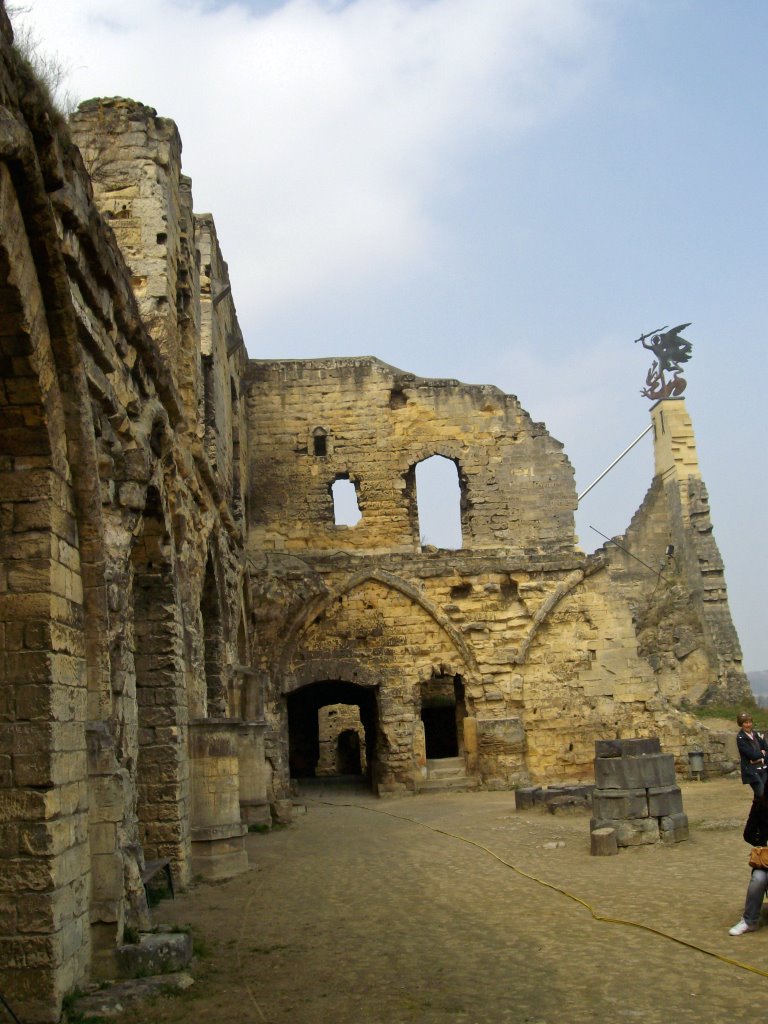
[729,919,759,936]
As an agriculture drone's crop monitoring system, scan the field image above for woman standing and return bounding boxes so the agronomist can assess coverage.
[729,794,768,935]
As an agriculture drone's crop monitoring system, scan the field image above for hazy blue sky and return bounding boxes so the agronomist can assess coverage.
[15,0,767,669]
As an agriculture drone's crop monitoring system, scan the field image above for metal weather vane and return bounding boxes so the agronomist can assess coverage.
[634,323,693,400]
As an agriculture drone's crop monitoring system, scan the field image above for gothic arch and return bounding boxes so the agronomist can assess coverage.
[513,559,606,665]
[0,150,112,1005]
[277,567,479,687]
[0,158,111,716]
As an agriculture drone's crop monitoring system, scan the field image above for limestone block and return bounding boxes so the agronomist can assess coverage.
[659,812,689,844]
[241,801,271,828]
[594,753,676,790]
[591,816,659,847]
[547,795,589,815]
[115,932,193,980]
[118,481,146,509]
[647,785,683,817]
[15,894,60,936]
[271,799,293,825]
[463,717,478,773]
[590,827,618,856]
[594,738,661,759]
[476,717,525,753]
[514,787,542,810]
[591,788,648,820]
[615,817,660,847]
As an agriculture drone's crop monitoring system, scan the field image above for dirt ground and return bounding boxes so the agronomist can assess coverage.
[84,775,767,1024]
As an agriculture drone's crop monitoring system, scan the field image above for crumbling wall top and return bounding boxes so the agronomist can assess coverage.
[245,355,576,557]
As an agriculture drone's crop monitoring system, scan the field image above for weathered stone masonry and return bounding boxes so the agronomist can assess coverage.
[244,360,749,800]
[0,2,751,1018]
[0,10,264,1018]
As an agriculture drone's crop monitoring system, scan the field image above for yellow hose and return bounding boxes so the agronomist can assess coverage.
[313,797,768,980]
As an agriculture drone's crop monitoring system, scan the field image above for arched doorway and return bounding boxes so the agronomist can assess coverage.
[316,706,368,777]
[287,680,378,790]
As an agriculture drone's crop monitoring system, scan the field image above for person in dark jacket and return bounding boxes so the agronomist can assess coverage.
[736,712,768,798]
[729,794,768,935]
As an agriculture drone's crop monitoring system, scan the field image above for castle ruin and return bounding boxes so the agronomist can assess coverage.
[0,5,750,1019]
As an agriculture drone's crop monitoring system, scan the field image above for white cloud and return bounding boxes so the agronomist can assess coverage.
[17,0,604,328]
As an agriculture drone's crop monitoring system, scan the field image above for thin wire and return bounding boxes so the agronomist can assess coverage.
[311,798,768,981]
[577,423,653,502]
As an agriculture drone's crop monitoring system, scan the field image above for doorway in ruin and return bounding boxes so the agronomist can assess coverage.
[287,681,378,789]
[420,675,467,760]
[316,705,368,777]
[337,729,363,774]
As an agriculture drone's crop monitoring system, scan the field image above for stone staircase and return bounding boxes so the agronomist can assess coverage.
[418,756,478,793]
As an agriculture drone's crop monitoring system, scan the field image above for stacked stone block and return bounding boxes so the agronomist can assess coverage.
[590,739,688,846]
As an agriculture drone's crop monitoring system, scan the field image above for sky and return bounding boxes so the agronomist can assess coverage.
[12,0,767,670]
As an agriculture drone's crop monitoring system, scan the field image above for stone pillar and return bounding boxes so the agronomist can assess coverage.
[590,738,689,846]
[413,719,427,783]
[463,717,478,774]
[87,724,150,979]
[189,721,248,879]
[237,722,270,828]
[651,399,700,485]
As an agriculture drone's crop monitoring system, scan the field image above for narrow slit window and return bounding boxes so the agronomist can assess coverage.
[331,476,361,526]
[313,428,328,457]
[415,455,462,549]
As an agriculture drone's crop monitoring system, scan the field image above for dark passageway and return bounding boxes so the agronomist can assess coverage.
[287,680,378,789]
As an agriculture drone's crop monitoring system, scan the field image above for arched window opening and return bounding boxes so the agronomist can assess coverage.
[313,427,328,457]
[415,455,462,549]
[331,475,361,526]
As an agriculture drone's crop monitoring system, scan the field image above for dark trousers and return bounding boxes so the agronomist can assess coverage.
[749,772,768,799]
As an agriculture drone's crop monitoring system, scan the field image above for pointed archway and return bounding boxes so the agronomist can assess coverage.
[278,572,481,794]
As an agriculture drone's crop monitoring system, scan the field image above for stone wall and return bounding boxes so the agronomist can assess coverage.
[245,358,576,558]
[243,359,747,799]
[316,704,367,776]
[0,10,262,1018]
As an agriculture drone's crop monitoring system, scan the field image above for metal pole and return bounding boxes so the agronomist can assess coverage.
[577,423,653,504]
